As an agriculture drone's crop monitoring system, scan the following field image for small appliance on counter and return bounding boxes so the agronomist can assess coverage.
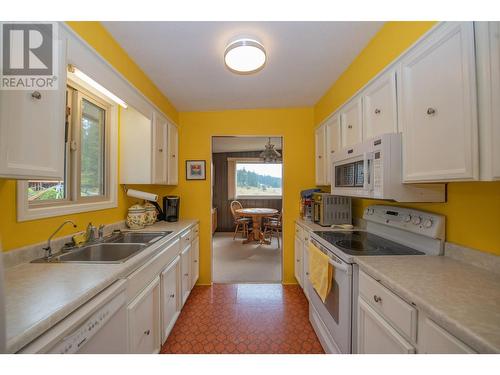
[126,188,175,223]
[163,196,180,222]
[300,188,320,221]
[312,192,351,227]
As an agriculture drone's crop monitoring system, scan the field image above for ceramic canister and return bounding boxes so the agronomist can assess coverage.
[126,204,146,229]
[144,202,158,226]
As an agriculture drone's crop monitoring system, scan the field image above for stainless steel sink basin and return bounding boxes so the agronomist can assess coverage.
[31,230,172,264]
[55,243,146,263]
[105,231,171,244]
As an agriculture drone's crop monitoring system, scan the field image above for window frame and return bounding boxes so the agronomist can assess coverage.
[230,158,283,200]
[16,78,118,222]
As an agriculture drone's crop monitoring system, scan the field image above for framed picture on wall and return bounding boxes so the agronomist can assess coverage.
[186,160,206,180]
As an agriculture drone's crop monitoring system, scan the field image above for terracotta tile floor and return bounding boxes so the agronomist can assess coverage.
[161,284,324,354]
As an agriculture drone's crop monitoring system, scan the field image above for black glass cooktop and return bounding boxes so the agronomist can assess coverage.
[313,231,424,257]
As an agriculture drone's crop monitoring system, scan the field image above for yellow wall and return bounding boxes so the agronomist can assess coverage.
[0,22,178,251]
[314,21,500,255]
[153,108,315,284]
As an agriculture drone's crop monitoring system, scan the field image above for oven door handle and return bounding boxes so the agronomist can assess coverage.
[328,258,349,273]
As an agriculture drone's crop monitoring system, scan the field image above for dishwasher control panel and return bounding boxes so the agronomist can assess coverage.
[49,292,126,354]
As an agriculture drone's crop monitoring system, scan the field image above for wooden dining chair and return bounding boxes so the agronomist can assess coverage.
[263,210,282,248]
[230,200,251,240]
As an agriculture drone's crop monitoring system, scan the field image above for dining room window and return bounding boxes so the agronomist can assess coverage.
[234,162,282,199]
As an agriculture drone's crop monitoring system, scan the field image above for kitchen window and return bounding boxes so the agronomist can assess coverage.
[17,79,118,221]
[228,158,282,199]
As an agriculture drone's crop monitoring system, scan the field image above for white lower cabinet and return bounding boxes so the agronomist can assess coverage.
[160,256,181,344]
[357,270,477,354]
[191,236,200,289]
[357,298,416,354]
[125,222,199,353]
[294,235,304,288]
[181,243,192,306]
[301,235,311,300]
[419,316,476,354]
[127,276,161,354]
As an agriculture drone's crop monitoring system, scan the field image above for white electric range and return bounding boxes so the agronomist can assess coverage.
[308,205,445,354]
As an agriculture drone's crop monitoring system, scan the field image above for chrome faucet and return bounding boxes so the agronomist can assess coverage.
[44,220,78,259]
[97,224,105,241]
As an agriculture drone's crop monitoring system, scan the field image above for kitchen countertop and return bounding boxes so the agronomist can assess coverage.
[355,255,500,353]
[4,219,198,353]
[296,218,360,232]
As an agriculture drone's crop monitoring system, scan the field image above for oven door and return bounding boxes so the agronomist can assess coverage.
[309,239,352,353]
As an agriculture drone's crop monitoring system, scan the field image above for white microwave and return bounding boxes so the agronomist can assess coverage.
[331,133,445,202]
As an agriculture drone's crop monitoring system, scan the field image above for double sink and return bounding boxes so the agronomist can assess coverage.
[34,231,172,264]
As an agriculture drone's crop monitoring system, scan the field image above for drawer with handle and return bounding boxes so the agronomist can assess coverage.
[359,270,417,343]
[295,224,304,240]
[191,224,199,239]
[180,229,192,248]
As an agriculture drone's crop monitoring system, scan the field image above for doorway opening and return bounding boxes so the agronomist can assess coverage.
[211,136,283,283]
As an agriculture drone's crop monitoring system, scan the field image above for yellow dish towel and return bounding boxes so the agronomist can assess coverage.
[308,242,333,303]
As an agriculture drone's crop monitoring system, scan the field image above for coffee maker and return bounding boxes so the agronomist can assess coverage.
[163,196,180,222]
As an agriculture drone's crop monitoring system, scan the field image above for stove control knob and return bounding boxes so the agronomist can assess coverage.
[411,216,422,225]
[423,219,433,228]
[366,208,374,215]
[403,215,411,223]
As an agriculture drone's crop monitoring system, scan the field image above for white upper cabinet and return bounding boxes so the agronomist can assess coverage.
[399,22,478,182]
[315,124,327,185]
[325,114,341,184]
[0,40,67,180]
[153,112,168,184]
[120,106,153,184]
[340,96,363,148]
[167,122,179,185]
[120,107,178,185]
[362,70,398,140]
[475,21,500,181]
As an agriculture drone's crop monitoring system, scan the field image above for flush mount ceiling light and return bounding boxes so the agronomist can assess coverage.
[224,38,266,74]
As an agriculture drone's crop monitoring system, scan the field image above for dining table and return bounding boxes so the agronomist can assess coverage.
[235,208,279,244]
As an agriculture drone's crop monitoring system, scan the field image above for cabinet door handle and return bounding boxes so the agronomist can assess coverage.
[373,295,382,303]
[426,107,436,115]
[170,294,175,298]
[194,260,198,263]
[144,329,151,336]
[159,148,163,152]
[31,91,42,100]
[184,273,189,277]
[374,108,381,114]
[347,125,353,129]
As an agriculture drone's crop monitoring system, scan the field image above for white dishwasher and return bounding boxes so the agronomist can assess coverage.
[19,280,128,354]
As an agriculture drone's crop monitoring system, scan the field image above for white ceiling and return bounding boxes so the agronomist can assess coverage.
[212,136,282,153]
[102,22,384,111]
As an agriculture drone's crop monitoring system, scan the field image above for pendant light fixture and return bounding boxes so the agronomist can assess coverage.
[260,137,281,163]
[224,38,266,74]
